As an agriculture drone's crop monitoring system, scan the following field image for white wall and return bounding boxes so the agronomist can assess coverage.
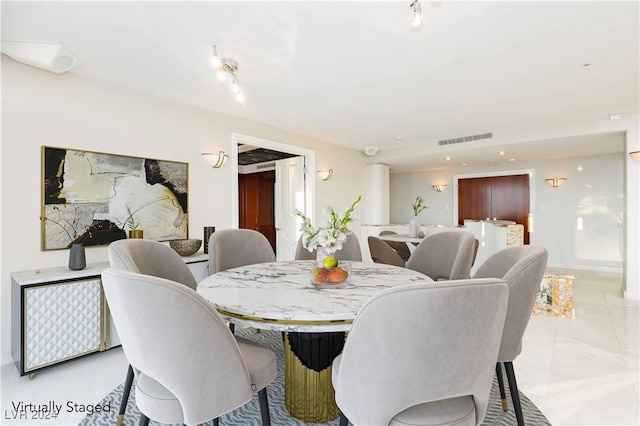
[0,59,366,365]
[390,152,625,271]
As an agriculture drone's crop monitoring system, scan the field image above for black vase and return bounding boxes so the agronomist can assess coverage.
[69,243,86,270]
[203,226,216,254]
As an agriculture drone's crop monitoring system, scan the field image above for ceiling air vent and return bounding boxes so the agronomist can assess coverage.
[256,162,276,169]
[438,132,493,146]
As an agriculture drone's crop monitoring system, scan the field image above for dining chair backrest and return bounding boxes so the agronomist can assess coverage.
[101,268,257,425]
[294,233,363,261]
[108,239,197,290]
[332,278,509,426]
[471,238,480,267]
[472,245,548,361]
[405,231,476,280]
[367,236,405,267]
[208,229,276,273]
[379,230,411,262]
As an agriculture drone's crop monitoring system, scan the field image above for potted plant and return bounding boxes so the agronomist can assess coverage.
[126,205,143,239]
[409,196,427,237]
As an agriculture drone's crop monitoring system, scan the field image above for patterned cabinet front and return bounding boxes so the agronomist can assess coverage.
[23,278,103,374]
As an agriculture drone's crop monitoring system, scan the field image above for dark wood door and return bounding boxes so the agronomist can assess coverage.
[458,174,530,244]
[238,171,276,251]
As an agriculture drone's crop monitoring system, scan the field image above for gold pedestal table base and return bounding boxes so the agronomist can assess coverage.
[284,331,345,423]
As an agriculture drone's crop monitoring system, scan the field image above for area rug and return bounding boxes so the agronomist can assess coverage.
[79,329,551,425]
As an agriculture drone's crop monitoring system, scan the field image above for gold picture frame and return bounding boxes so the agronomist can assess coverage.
[41,146,188,250]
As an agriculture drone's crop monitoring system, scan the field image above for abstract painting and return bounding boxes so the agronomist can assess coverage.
[41,146,188,250]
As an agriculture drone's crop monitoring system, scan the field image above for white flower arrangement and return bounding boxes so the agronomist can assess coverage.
[295,195,362,252]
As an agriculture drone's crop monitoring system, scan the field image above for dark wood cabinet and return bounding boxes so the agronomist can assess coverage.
[458,174,530,244]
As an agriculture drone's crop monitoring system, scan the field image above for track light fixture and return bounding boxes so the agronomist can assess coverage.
[211,45,244,103]
[409,0,423,29]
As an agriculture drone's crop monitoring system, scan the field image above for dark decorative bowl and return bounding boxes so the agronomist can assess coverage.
[169,239,202,256]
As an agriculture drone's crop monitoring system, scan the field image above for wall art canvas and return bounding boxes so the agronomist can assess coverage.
[41,146,188,250]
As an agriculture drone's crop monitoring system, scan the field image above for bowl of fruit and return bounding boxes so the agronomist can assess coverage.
[311,255,351,289]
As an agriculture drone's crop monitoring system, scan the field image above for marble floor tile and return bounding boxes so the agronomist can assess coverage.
[544,368,640,425]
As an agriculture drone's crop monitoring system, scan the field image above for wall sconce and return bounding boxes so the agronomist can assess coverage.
[317,169,333,181]
[545,177,566,188]
[630,151,640,163]
[432,184,447,192]
[202,151,229,168]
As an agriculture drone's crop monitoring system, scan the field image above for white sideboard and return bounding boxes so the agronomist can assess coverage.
[11,252,208,377]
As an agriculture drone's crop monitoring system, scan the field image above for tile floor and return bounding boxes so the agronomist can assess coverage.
[1,268,638,425]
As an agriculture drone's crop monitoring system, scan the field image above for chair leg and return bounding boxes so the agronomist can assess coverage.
[117,364,135,426]
[213,418,219,426]
[138,413,150,426]
[258,388,271,426]
[495,362,508,412]
[339,412,349,426]
[229,323,235,334]
[504,362,525,426]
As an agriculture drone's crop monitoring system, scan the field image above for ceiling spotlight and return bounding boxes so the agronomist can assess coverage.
[410,0,423,28]
[211,44,244,103]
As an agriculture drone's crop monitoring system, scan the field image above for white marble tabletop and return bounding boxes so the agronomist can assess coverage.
[197,260,432,332]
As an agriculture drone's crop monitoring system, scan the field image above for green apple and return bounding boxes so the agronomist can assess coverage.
[322,255,339,269]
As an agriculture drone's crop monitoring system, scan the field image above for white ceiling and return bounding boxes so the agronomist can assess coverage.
[2,1,638,171]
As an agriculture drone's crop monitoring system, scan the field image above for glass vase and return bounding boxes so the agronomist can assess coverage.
[311,247,350,288]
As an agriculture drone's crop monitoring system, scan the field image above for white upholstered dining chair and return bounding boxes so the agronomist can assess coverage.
[378,230,411,262]
[405,231,476,280]
[108,239,198,425]
[208,228,276,273]
[332,278,509,426]
[367,235,405,267]
[472,245,548,426]
[101,268,277,426]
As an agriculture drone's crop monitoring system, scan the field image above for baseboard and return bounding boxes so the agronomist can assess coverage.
[545,262,623,274]
[623,289,640,301]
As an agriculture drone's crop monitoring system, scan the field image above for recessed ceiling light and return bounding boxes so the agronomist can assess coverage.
[609,114,621,121]
[509,158,516,162]
[498,151,505,156]
[489,162,496,166]
[446,156,451,161]
[461,163,467,166]
[394,136,403,141]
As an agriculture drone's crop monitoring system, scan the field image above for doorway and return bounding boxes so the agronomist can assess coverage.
[238,170,276,250]
[231,133,316,261]
[454,170,535,245]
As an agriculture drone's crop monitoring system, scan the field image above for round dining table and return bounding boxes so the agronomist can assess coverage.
[198,260,432,422]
